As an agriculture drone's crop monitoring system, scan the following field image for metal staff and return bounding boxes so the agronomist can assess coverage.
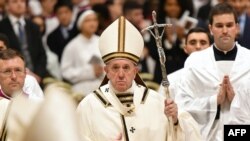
[141,11,174,140]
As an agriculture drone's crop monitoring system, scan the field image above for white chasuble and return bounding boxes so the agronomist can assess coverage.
[77,81,201,141]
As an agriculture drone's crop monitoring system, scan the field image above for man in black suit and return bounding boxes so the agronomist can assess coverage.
[47,0,78,62]
[0,0,48,84]
[227,0,250,49]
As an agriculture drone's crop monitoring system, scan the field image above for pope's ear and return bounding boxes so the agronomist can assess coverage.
[104,66,108,73]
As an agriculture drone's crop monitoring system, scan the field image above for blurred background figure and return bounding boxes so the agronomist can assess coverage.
[47,0,78,63]
[40,0,59,35]
[92,0,124,35]
[0,0,48,85]
[247,0,250,16]
[31,14,62,80]
[60,10,104,96]
[0,0,6,20]
[0,33,9,51]
[146,0,195,84]
[6,82,84,141]
[197,0,226,30]
[227,0,250,49]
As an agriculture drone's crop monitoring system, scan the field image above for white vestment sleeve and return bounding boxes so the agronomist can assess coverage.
[76,95,95,141]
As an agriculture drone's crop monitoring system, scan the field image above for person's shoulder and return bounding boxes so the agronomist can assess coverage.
[25,19,40,29]
[185,47,212,67]
[48,26,61,37]
[63,34,81,51]
[77,92,99,108]
[237,43,250,55]
[25,74,37,82]
[0,17,10,31]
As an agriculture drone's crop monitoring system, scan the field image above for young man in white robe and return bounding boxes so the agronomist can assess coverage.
[175,3,250,141]
[158,27,212,99]
[77,16,202,141]
[61,10,104,96]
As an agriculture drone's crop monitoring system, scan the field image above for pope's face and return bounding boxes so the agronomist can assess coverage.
[104,59,138,92]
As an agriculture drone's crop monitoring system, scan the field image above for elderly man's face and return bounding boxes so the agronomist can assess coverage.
[104,59,138,92]
[0,56,26,97]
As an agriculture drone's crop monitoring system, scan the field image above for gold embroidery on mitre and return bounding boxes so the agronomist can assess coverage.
[102,52,139,64]
[118,16,125,52]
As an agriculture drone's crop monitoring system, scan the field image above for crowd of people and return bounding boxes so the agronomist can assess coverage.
[1,0,250,141]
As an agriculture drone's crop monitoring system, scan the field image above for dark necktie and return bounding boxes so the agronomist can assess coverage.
[17,21,34,71]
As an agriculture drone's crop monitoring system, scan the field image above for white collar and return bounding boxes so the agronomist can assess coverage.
[214,42,236,54]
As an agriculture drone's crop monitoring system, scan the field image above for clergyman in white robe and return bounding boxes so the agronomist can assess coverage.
[176,44,250,141]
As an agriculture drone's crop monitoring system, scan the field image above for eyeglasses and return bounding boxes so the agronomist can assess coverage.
[0,68,25,77]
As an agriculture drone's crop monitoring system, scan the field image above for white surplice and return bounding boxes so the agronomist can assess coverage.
[23,75,44,99]
[176,44,250,141]
[229,81,250,124]
[77,81,202,141]
[0,98,10,136]
[61,34,104,95]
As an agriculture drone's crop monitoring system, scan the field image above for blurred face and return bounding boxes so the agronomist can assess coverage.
[71,0,83,5]
[125,9,143,28]
[0,57,26,97]
[6,0,26,17]
[0,0,5,7]
[184,32,210,55]
[209,14,239,51]
[108,0,124,20]
[105,59,138,92]
[80,13,99,35]
[0,41,7,51]
[89,0,106,6]
[41,0,57,14]
[32,16,45,33]
[165,0,181,18]
[227,0,248,15]
[56,6,73,27]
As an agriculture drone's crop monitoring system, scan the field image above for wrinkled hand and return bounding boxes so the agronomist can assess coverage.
[164,99,178,124]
